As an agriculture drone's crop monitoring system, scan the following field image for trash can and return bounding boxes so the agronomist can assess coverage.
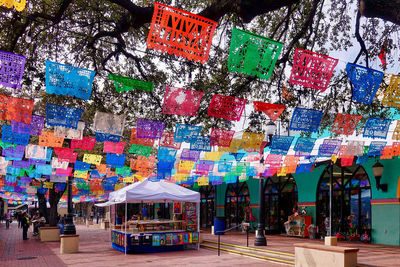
[116,217,122,225]
[214,217,225,235]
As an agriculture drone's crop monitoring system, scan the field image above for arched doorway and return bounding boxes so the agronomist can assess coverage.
[199,185,215,228]
[264,175,298,234]
[317,164,371,240]
[225,181,250,228]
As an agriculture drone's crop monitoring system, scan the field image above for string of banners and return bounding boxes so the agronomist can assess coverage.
[0,2,399,202]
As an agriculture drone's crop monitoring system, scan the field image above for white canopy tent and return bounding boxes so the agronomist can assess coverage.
[96,179,200,254]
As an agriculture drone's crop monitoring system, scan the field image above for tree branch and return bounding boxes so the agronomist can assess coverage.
[353,11,369,68]
[359,0,400,25]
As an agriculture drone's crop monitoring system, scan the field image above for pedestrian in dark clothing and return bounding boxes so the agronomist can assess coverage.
[22,212,30,240]
[17,211,23,228]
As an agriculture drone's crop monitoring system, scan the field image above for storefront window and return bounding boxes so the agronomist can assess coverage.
[317,164,371,241]
[225,181,249,228]
[264,175,298,234]
[199,185,215,228]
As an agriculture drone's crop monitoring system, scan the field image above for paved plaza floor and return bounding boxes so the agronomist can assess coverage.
[0,221,399,267]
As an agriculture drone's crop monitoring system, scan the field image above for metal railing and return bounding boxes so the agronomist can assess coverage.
[215,222,250,256]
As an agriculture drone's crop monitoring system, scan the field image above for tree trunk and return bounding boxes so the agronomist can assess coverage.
[48,188,66,226]
[37,192,48,223]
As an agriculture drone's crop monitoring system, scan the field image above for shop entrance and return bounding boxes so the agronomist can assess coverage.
[199,185,215,228]
[264,175,298,234]
[225,181,250,229]
[316,164,371,241]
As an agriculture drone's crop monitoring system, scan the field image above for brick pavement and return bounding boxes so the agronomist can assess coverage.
[0,222,281,267]
[2,220,399,267]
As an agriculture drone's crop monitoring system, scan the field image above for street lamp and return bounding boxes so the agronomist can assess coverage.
[254,120,276,246]
[372,161,387,192]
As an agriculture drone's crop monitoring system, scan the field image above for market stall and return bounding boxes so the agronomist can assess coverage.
[96,179,200,254]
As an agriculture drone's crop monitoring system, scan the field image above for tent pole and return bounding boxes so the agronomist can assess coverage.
[196,202,200,250]
[125,200,127,255]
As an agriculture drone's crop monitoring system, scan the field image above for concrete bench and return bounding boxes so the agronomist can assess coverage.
[294,243,359,267]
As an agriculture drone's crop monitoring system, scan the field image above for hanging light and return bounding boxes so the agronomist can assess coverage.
[265,120,277,136]
[372,161,387,192]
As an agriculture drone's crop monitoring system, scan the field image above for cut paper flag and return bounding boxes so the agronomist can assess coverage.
[289,107,322,133]
[210,128,235,147]
[0,94,34,124]
[137,118,165,139]
[54,121,85,140]
[109,74,154,92]
[294,137,316,156]
[382,74,400,108]
[269,136,295,155]
[0,51,26,89]
[39,131,64,147]
[130,128,155,146]
[392,120,400,140]
[208,94,247,121]
[162,86,203,116]
[47,104,83,130]
[330,113,362,136]
[160,132,181,150]
[70,137,95,150]
[228,28,283,81]
[318,139,342,157]
[147,2,218,64]
[93,112,125,136]
[253,102,286,122]
[104,141,125,154]
[363,117,391,139]
[289,48,338,92]
[174,124,202,143]
[346,63,384,105]
[46,60,95,100]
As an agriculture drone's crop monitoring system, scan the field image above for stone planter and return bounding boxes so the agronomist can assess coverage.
[60,234,79,254]
[39,226,60,242]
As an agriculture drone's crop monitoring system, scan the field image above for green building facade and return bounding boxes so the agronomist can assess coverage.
[198,157,400,246]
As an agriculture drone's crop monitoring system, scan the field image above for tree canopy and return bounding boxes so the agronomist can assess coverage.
[1,0,399,137]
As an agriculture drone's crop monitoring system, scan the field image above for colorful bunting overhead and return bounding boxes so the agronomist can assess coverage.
[289,48,338,92]
[210,128,235,147]
[46,60,95,100]
[253,102,286,122]
[160,132,181,150]
[382,74,400,108]
[109,74,154,92]
[0,51,26,89]
[147,2,218,64]
[174,124,202,143]
[0,95,34,124]
[294,137,316,156]
[241,132,265,152]
[368,141,386,156]
[392,120,400,140]
[345,141,365,156]
[129,144,152,157]
[93,112,125,136]
[136,118,165,139]
[318,139,342,157]
[330,113,362,135]
[363,117,391,139]
[208,95,247,121]
[46,104,83,130]
[54,121,85,140]
[2,125,30,145]
[95,132,121,143]
[162,86,203,116]
[269,136,295,155]
[190,135,211,152]
[228,28,283,80]
[289,107,322,132]
[346,63,384,105]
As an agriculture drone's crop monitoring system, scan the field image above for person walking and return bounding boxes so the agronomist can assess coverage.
[22,212,30,240]
[5,210,11,229]
[17,210,23,228]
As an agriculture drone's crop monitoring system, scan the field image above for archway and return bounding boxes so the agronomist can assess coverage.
[316,164,371,240]
[264,175,298,234]
[225,181,250,229]
[199,185,215,228]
